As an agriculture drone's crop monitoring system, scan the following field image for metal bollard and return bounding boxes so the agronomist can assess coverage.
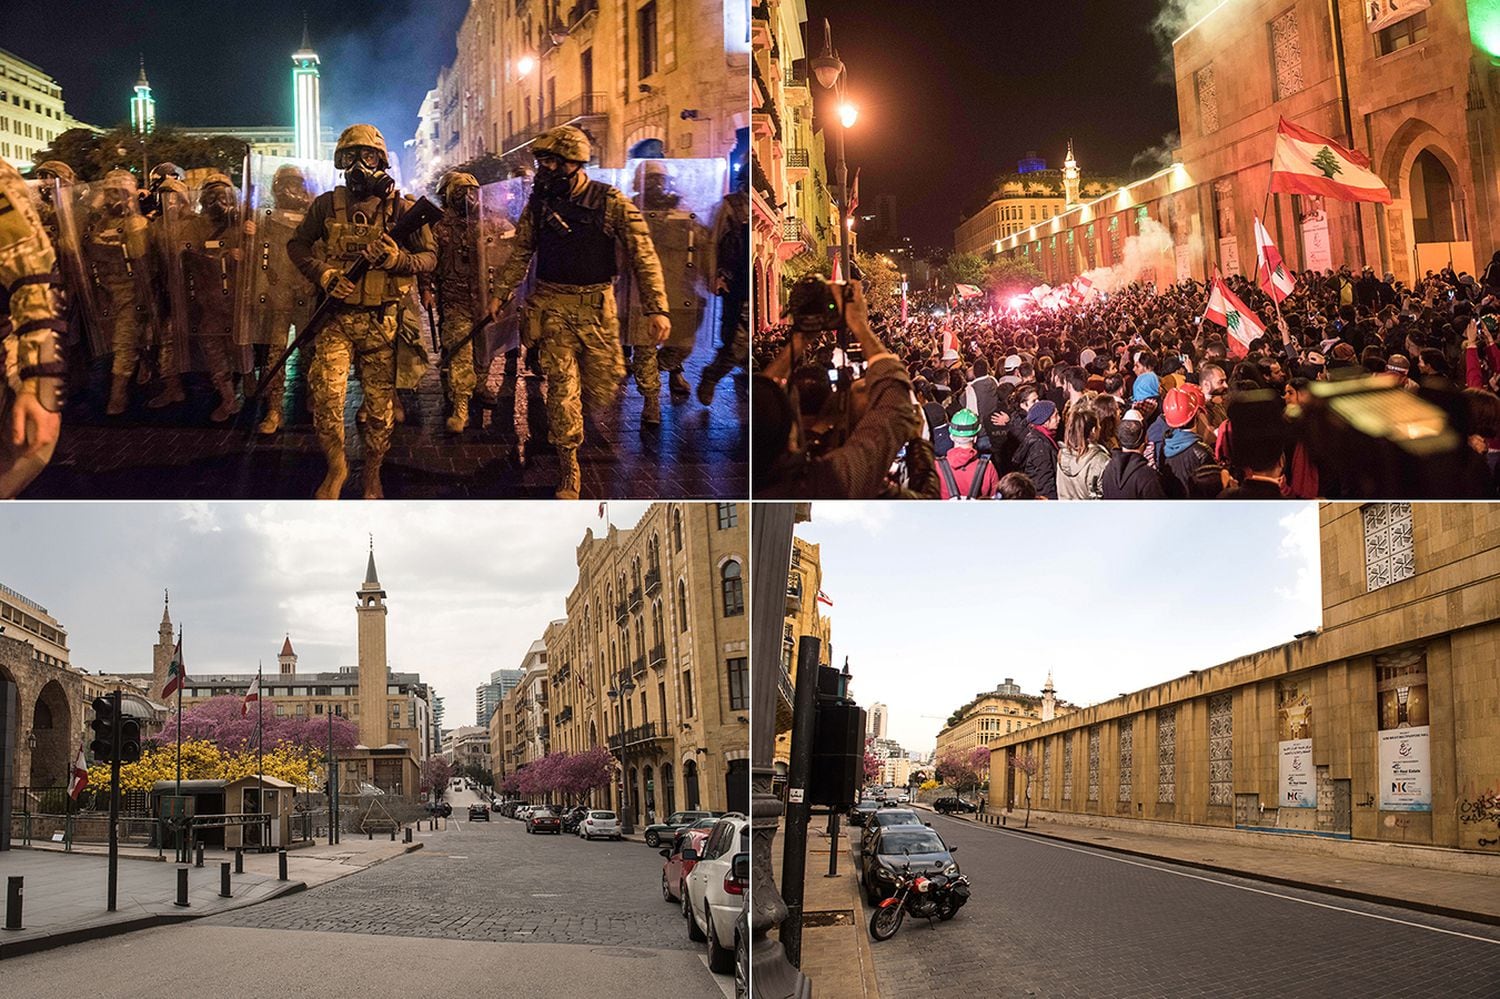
[219,862,232,898]
[234,848,244,874]
[194,840,204,868]
[277,850,288,882]
[174,867,190,908]
[390,828,396,842]
[404,827,412,843]
[368,829,372,841]
[4,876,22,930]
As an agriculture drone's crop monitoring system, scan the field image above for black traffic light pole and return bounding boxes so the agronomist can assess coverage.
[107,688,122,913]
[778,635,823,967]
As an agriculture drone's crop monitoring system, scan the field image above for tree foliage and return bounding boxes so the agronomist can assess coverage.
[935,745,991,797]
[855,251,902,318]
[863,737,883,784]
[421,756,454,797]
[514,747,615,803]
[942,252,987,288]
[984,257,1046,298]
[155,696,358,755]
[85,739,323,796]
[30,126,250,185]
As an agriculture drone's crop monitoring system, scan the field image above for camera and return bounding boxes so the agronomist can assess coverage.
[784,273,848,334]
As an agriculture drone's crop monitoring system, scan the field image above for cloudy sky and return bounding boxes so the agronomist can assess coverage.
[797,502,1323,754]
[1,501,652,728]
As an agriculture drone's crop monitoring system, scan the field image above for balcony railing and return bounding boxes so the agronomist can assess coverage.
[785,66,808,90]
[648,643,666,669]
[607,721,669,751]
[555,706,573,725]
[786,148,810,170]
[644,566,661,594]
[777,663,794,710]
[628,585,643,611]
[786,576,803,614]
[631,653,646,676]
[567,0,599,28]
[781,218,807,245]
[500,92,608,156]
[615,600,628,625]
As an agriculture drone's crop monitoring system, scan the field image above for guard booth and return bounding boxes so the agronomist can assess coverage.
[223,775,295,849]
[151,779,227,848]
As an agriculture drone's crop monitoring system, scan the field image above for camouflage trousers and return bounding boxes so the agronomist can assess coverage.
[438,312,476,402]
[309,305,397,463]
[160,333,234,379]
[629,342,691,400]
[527,281,625,450]
[702,294,748,384]
[102,279,145,377]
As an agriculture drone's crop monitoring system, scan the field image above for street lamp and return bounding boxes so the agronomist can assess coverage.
[812,19,855,281]
[606,671,637,835]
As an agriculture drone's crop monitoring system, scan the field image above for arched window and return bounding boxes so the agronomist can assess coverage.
[672,508,683,551]
[651,600,664,647]
[677,579,689,632]
[721,560,744,617]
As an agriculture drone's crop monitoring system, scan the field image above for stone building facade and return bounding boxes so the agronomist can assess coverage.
[997,1,1500,286]
[0,631,87,849]
[494,503,749,816]
[936,676,1072,758]
[772,534,832,779]
[989,503,1500,854]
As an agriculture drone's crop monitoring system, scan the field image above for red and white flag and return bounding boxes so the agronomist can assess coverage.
[161,636,185,699]
[952,284,983,301]
[598,501,607,520]
[68,743,89,800]
[1204,272,1266,359]
[847,168,860,218]
[940,328,961,361]
[817,589,834,607]
[1269,117,1391,204]
[1254,215,1296,303]
[242,673,260,717]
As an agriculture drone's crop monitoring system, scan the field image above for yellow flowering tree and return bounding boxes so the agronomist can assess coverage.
[86,739,325,797]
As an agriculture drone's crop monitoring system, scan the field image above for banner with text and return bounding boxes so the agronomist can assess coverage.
[1279,738,1315,809]
[1378,726,1432,811]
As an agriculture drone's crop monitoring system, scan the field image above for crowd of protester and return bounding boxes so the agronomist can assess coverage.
[753,260,1500,499]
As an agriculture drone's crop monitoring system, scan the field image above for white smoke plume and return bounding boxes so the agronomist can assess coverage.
[1078,217,1177,295]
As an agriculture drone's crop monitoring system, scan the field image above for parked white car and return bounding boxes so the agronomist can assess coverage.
[683,813,749,975]
[515,804,534,822]
[577,810,621,840]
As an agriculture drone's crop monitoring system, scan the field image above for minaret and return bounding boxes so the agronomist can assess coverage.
[1063,140,1080,207]
[152,590,174,698]
[356,539,389,748]
[292,18,323,160]
[278,635,298,675]
[131,56,156,135]
[1041,669,1057,722]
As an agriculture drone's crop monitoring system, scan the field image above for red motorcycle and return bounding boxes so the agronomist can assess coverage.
[868,861,972,941]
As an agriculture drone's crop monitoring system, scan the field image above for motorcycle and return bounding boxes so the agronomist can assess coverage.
[561,807,588,834]
[868,858,972,941]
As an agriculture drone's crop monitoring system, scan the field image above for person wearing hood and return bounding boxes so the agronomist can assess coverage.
[1056,404,1109,500]
[1160,384,1214,495]
[935,408,999,499]
[1101,409,1167,499]
[1013,399,1060,499]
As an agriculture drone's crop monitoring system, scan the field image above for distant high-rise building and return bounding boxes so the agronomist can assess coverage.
[867,702,888,740]
[131,56,156,135]
[1017,151,1047,173]
[476,667,524,725]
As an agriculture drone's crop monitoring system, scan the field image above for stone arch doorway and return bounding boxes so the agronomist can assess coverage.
[1410,150,1461,245]
[30,679,71,787]
[629,138,665,159]
[683,759,701,810]
[660,762,675,816]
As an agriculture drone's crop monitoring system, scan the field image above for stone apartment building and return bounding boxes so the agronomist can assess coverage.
[494,503,749,817]
[772,534,832,780]
[935,676,1071,757]
[989,503,1500,854]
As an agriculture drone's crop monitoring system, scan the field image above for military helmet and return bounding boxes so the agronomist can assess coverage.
[150,162,185,182]
[34,160,76,183]
[532,125,591,164]
[438,171,479,199]
[335,124,390,169]
[101,168,139,192]
[198,171,234,191]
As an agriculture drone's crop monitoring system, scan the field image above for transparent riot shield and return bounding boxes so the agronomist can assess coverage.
[160,182,243,375]
[473,176,533,371]
[619,158,727,354]
[234,155,337,358]
[52,173,159,364]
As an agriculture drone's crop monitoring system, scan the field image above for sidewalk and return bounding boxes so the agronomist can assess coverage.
[927,805,1500,925]
[0,828,427,959]
[769,818,880,999]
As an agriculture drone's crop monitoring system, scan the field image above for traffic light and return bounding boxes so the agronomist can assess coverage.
[119,716,141,764]
[89,695,116,762]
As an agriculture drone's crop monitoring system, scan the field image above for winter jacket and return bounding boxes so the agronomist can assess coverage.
[1013,425,1059,499]
[1162,427,1214,495]
[1100,449,1167,499]
[936,446,1000,499]
[1056,444,1110,500]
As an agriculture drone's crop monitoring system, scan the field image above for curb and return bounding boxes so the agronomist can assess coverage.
[0,878,307,962]
[956,813,1500,929]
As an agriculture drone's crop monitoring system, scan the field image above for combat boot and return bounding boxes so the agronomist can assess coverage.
[106,374,130,416]
[257,407,282,435]
[393,395,406,425]
[445,399,469,435]
[315,450,348,500]
[362,460,385,500]
[669,369,691,397]
[210,375,240,423]
[641,394,661,426]
[555,448,581,500]
[696,377,717,406]
[147,374,185,409]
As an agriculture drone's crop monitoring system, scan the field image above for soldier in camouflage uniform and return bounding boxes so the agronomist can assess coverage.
[244,163,318,435]
[77,170,153,415]
[287,124,435,499]
[32,161,74,248]
[698,175,750,405]
[168,172,242,421]
[625,161,704,423]
[0,158,65,498]
[423,170,490,434]
[489,125,670,499]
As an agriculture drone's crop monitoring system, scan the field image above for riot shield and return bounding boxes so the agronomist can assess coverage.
[619,158,727,354]
[234,155,337,354]
[52,172,158,364]
[473,176,532,371]
[159,181,243,374]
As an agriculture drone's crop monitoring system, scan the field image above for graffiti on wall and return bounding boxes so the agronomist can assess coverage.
[1458,788,1500,848]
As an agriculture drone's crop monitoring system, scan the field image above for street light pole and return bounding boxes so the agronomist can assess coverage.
[608,670,637,836]
[812,19,854,281]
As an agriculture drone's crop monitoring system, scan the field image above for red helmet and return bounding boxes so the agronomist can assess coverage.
[1162,385,1203,429]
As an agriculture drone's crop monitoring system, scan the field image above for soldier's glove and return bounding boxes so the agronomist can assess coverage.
[320,268,358,301]
[648,313,671,346]
[362,234,401,270]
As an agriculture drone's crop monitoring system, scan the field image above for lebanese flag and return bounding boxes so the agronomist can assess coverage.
[817,589,834,607]
[161,637,185,699]
[1075,274,1094,299]
[68,743,89,800]
[1204,273,1266,359]
[847,168,860,217]
[900,286,908,324]
[1254,215,1296,303]
[1268,117,1392,204]
[242,674,260,717]
[940,328,961,361]
[953,284,983,301]
[832,254,843,283]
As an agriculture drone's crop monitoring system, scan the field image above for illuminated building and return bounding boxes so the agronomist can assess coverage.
[291,20,323,161]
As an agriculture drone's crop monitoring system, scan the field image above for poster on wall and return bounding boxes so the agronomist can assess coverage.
[1218,236,1241,276]
[1378,726,1432,811]
[1366,0,1431,34]
[1299,196,1332,273]
[1279,738,1315,808]
[1175,244,1193,282]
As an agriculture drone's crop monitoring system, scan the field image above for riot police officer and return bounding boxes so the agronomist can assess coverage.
[424,170,488,434]
[488,125,670,499]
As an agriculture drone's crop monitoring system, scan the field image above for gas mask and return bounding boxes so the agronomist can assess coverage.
[346,161,393,199]
[534,163,573,200]
[200,185,236,224]
[445,186,478,217]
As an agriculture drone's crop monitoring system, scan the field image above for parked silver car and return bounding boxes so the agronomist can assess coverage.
[577,810,622,840]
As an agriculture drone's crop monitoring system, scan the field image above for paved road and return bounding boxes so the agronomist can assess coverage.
[27,338,746,499]
[853,811,1500,999]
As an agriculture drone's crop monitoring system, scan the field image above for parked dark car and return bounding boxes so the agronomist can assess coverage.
[847,799,882,828]
[491,798,504,812]
[932,796,978,814]
[526,806,562,834]
[425,800,453,817]
[856,808,925,862]
[858,825,960,905]
[467,803,490,821]
[642,810,717,848]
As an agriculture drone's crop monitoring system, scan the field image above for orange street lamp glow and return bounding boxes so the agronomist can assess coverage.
[517,54,537,77]
[838,102,859,128]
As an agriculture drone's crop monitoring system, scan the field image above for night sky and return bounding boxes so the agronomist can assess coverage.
[804,0,1187,250]
[5,0,468,172]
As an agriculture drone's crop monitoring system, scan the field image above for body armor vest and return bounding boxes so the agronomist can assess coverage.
[317,187,412,306]
[535,180,616,286]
